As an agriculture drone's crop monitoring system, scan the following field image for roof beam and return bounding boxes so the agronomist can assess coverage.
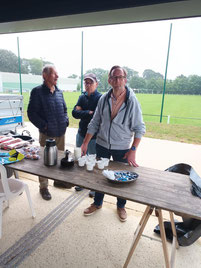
[0,1,200,34]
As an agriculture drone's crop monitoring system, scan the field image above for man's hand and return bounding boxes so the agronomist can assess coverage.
[81,133,93,156]
[81,142,88,156]
[123,150,139,167]
[76,106,82,111]
[89,111,94,115]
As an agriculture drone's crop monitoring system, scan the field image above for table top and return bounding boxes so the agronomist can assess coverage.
[8,149,201,220]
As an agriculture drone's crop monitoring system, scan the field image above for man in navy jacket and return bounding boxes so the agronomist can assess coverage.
[28,65,70,200]
[72,73,102,196]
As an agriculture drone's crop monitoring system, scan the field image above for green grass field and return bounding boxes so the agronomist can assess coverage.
[22,92,201,144]
[137,94,201,126]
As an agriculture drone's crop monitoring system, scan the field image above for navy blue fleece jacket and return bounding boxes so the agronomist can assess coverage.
[72,90,101,138]
[27,83,69,137]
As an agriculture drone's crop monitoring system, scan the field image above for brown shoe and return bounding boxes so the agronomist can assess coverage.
[84,203,102,216]
[117,207,127,222]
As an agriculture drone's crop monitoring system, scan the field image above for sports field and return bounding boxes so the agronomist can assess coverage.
[137,94,201,126]
[23,92,201,144]
[23,92,201,125]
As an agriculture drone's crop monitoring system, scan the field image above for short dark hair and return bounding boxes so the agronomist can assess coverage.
[108,65,127,78]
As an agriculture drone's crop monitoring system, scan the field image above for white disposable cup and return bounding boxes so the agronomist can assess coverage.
[78,157,85,167]
[86,163,94,171]
[87,154,96,161]
[97,160,105,169]
[74,147,81,160]
[101,158,110,167]
[86,159,96,165]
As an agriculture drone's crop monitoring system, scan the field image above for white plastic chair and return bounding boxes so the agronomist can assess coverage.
[0,164,35,239]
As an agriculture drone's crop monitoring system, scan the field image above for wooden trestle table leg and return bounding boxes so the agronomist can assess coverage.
[169,211,179,267]
[123,206,179,268]
[123,206,154,268]
[155,209,179,268]
[156,208,170,268]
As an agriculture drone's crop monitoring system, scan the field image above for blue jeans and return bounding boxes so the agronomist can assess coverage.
[94,144,129,208]
[76,133,96,154]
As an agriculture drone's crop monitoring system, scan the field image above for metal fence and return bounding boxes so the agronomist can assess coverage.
[143,113,201,125]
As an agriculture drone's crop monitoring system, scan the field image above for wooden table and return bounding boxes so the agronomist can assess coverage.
[9,150,201,268]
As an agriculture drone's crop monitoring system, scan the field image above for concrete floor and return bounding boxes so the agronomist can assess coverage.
[0,123,201,267]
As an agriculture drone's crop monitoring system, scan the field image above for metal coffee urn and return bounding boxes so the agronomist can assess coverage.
[44,139,58,166]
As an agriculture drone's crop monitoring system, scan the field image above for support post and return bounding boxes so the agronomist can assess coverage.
[81,31,84,93]
[167,115,170,124]
[160,23,172,123]
[17,37,23,95]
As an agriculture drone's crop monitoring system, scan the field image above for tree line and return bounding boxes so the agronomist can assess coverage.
[1,49,201,95]
[84,67,201,95]
[0,49,52,75]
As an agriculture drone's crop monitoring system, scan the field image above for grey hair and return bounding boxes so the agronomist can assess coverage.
[42,64,56,75]
[108,65,127,78]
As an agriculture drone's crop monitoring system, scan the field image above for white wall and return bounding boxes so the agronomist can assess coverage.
[0,72,80,92]
[0,74,3,92]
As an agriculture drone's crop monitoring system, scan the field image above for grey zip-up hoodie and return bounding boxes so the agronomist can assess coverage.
[87,86,146,150]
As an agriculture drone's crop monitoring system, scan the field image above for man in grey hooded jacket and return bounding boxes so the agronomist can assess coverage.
[81,65,145,222]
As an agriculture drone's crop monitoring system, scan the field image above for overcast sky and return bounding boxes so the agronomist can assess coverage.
[0,17,201,80]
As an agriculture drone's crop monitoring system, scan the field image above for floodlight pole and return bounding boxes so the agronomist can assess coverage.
[17,37,23,95]
[160,23,172,123]
[81,31,84,93]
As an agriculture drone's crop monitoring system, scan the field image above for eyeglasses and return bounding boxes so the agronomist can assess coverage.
[110,76,126,81]
[84,81,94,85]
